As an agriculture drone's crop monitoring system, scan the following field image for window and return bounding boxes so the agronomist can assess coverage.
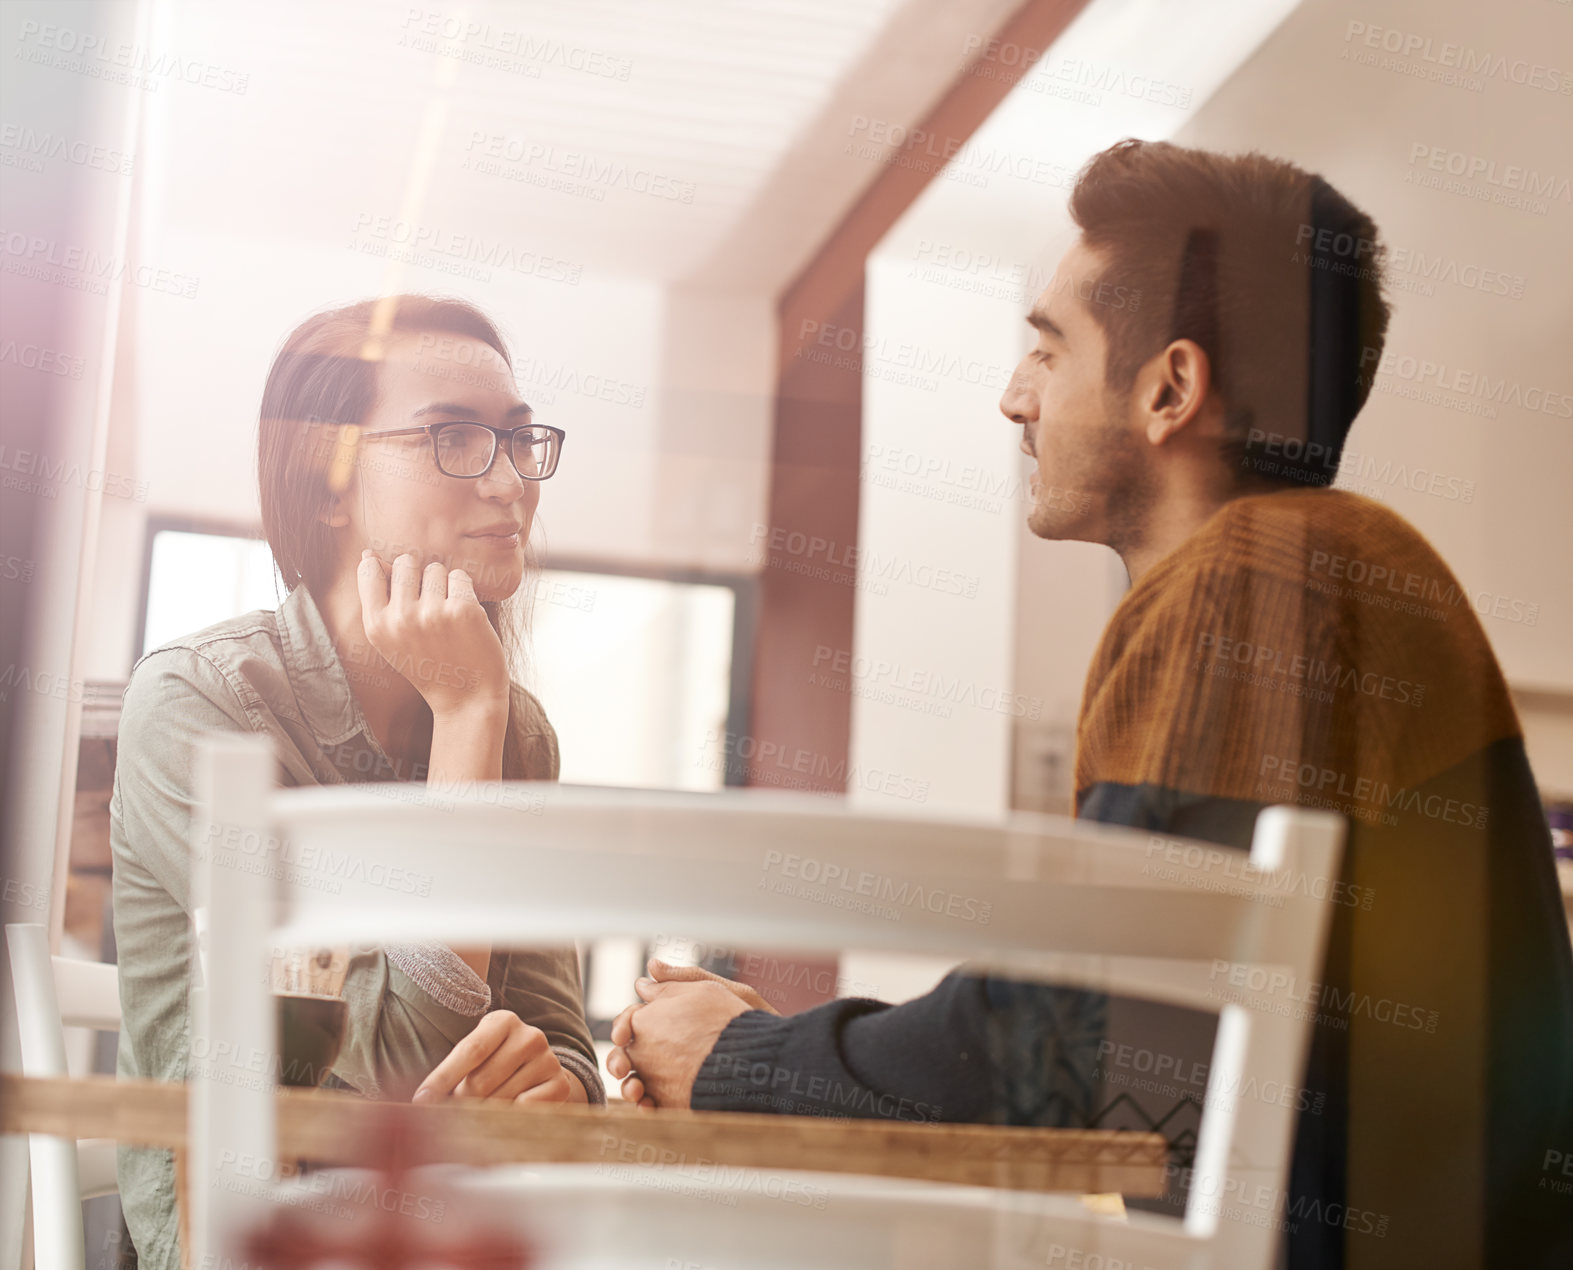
[141,528,283,656]
[137,522,751,790]
[525,569,738,790]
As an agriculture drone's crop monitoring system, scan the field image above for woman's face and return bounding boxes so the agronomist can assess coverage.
[338,330,539,602]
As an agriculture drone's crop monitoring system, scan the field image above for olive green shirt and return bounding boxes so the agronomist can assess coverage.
[110,583,599,1270]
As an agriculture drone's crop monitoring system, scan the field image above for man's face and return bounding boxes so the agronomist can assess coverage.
[998,237,1151,544]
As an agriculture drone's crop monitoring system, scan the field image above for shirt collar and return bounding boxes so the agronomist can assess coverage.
[276,583,365,747]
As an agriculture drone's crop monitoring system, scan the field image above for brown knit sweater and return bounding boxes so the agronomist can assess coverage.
[1074,488,1571,1270]
[1077,488,1520,807]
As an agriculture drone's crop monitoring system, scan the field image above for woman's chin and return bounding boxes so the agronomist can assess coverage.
[456,554,524,602]
[472,572,523,603]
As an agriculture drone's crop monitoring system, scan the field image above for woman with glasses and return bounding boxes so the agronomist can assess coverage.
[110,296,598,1270]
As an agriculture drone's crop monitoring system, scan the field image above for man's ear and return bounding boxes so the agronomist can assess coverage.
[1136,339,1212,445]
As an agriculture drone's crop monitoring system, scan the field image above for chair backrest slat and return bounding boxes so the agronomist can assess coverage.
[190,734,1345,1270]
[52,957,121,1033]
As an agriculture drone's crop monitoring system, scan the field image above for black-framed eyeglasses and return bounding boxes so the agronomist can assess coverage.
[359,422,565,480]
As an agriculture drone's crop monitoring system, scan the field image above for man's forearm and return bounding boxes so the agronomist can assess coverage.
[692,971,1105,1126]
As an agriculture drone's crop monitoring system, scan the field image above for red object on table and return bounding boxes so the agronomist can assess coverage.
[240,1103,535,1269]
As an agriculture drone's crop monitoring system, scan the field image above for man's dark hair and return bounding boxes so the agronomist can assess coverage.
[1068,138,1391,486]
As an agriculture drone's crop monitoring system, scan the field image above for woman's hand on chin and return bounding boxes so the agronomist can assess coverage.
[411,1010,582,1105]
[356,549,509,719]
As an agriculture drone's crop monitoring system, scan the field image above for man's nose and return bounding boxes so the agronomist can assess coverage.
[999,365,1036,425]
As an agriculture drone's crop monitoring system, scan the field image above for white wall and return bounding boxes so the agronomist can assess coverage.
[652,288,777,573]
[850,252,1023,817]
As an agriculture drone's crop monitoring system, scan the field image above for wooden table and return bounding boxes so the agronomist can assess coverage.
[2,1071,1168,1195]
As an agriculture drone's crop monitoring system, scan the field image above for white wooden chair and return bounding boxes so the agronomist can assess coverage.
[5,923,122,1270]
[188,733,1344,1270]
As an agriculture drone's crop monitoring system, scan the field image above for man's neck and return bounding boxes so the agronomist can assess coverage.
[1114,480,1268,585]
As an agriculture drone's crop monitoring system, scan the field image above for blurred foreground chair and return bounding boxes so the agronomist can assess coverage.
[189,733,1344,1270]
[6,922,121,1270]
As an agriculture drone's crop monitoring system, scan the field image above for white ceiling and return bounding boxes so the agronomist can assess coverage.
[149,0,1022,289]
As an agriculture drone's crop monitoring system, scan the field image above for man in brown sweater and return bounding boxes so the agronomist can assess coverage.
[607,139,1573,1269]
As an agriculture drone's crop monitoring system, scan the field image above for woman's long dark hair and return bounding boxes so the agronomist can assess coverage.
[257,295,538,778]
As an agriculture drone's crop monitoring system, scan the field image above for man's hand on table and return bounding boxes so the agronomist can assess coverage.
[412,1009,586,1105]
[606,959,777,1109]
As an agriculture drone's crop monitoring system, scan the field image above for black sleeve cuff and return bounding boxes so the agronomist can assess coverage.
[691,1009,796,1108]
[691,999,946,1123]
